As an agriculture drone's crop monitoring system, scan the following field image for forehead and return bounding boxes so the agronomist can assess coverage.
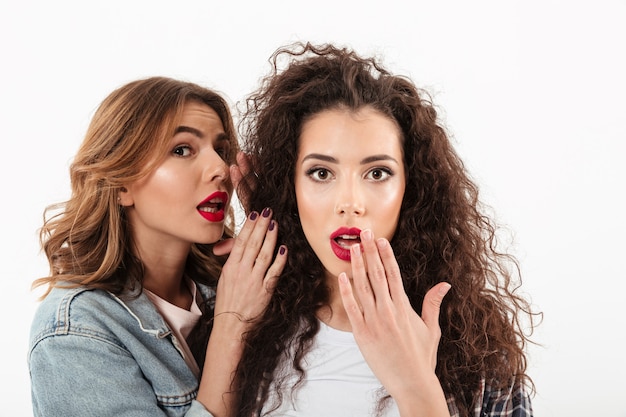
[179,101,223,126]
[298,107,403,158]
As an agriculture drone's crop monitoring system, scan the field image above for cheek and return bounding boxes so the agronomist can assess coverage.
[133,166,184,203]
[295,183,316,225]
[377,182,405,236]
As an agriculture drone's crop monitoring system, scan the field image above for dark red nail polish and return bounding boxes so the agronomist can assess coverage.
[249,211,258,220]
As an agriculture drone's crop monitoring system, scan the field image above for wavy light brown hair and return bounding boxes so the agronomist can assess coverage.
[234,42,538,417]
[34,76,238,300]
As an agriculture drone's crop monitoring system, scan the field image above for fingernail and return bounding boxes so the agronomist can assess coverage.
[439,283,452,296]
[376,238,387,248]
[249,211,258,220]
[262,207,271,217]
[361,229,372,241]
[351,244,361,257]
[279,246,286,255]
[269,220,276,231]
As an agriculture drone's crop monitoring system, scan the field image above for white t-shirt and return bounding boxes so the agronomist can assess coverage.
[263,321,400,417]
[145,280,202,378]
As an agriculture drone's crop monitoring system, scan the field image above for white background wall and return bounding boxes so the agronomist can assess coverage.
[1,1,624,416]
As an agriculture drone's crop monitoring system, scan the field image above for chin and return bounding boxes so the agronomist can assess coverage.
[321,260,351,279]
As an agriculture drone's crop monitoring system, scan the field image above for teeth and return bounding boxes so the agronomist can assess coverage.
[338,234,359,239]
[199,207,218,213]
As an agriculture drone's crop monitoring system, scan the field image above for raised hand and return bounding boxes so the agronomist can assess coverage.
[215,207,286,323]
[338,229,450,416]
[200,208,286,417]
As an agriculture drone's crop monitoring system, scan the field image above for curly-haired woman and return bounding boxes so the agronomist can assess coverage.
[231,42,538,417]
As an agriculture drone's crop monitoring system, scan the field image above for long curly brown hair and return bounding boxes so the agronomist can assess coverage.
[33,76,238,368]
[235,42,538,417]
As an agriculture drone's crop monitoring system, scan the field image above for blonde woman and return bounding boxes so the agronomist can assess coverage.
[29,77,286,417]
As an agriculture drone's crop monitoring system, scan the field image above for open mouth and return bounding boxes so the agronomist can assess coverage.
[333,233,361,249]
[197,191,228,222]
[197,199,225,213]
[330,227,362,261]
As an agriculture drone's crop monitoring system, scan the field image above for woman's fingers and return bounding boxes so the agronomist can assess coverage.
[352,230,404,308]
[374,237,405,301]
[229,208,272,264]
[251,217,278,274]
[217,207,286,322]
[232,151,254,213]
[420,282,451,370]
[263,245,287,292]
[338,272,363,326]
[212,238,235,257]
[358,230,388,305]
[348,239,375,311]
[420,282,451,333]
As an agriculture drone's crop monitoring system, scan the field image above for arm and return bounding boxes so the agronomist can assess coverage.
[196,208,287,417]
[338,229,451,417]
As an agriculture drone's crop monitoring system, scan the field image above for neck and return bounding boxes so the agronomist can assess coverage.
[143,267,192,310]
[135,243,191,310]
[131,239,192,309]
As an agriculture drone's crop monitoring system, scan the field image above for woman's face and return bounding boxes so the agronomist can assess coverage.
[121,101,232,252]
[295,106,406,279]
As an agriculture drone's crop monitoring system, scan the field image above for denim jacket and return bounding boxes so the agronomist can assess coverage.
[28,284,216,417]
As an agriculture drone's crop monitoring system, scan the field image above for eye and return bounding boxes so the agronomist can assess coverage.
[172,144,193,157]
[366,168,392,181]
[306,167,333,182]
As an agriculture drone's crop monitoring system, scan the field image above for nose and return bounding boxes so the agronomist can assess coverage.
[202,150,229,184]
[334,180,365,216]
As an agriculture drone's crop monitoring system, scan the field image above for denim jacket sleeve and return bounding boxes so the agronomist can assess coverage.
[29,286,215,417]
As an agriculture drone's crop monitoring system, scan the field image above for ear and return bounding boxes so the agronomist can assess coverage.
[118,186,134,207]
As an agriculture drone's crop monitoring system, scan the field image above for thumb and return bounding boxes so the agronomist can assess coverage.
[212,238,235,257]
[421,282,451,332]
[232,151,254,213]
[230,164,243,191]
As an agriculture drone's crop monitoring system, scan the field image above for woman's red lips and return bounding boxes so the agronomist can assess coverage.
[197,191,228,222]
[330,227,362,261]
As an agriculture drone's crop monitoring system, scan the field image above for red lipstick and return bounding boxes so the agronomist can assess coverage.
[197,191,228,222]
[330,227,362,261]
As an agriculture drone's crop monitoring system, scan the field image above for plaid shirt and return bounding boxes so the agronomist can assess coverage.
[446,378,533,417]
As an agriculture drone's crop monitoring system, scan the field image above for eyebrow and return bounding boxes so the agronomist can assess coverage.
[175,125,203,137]
[175,125,228,142]
[302,153,399,165]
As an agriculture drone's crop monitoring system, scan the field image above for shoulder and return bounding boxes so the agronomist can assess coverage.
[446,378,533,417]
[30,286,117,334]
[477,378,534,417]
[29,285,168,351]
